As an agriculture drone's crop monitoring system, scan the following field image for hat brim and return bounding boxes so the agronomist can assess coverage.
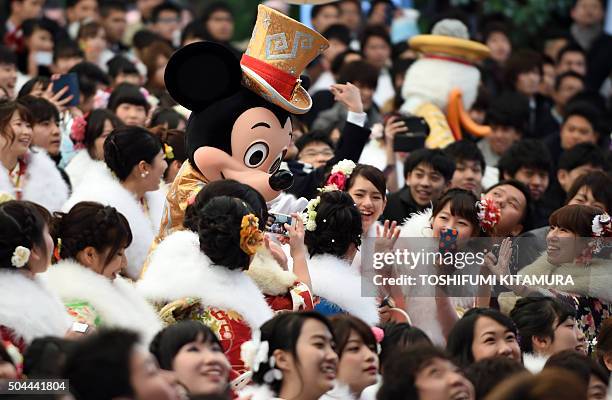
[410,35,490,63]
[241,64,311,114]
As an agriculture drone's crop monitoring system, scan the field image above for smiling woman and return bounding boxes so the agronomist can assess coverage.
[240,312,339,400]
[150,321,231,397]
[0,100,69,212]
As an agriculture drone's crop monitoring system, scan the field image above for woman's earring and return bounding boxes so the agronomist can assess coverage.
[141,171,149,178]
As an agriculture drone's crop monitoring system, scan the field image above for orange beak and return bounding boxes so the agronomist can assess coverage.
[447,88,491,140]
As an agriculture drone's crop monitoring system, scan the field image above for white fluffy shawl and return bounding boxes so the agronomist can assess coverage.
[0,270,72,344]
[62,163,165,279]
[137,230,274,330]
[308,253,379,325]
[518,254,612,302]
[64,150,105,190]
[41,259,162,344]
[523,352,549,374]
[399,208,473,345]
[0,148,69,212]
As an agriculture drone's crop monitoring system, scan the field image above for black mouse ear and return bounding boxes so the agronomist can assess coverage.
[164,41,242,111]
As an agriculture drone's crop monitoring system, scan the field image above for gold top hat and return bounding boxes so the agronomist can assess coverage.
[409,19,490,64]
[240,4,329,114]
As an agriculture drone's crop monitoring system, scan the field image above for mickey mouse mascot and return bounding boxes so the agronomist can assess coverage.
[158,5,328,239]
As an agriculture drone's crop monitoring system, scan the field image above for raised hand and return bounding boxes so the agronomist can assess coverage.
[375,219,400,254]
[330,82,363,113]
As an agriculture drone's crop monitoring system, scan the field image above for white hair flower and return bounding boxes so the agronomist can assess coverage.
[240,330,269,373]
[11,246,30,268]
[302,196,321,232]
[331,159,356,176]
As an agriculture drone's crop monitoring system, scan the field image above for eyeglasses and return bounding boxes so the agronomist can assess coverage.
[301,149,334,158]
[157,17,180,24]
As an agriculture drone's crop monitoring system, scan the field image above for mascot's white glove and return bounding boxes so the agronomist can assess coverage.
[267,193,309,215]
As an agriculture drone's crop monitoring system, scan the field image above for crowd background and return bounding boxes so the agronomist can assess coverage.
[1,0,612,399]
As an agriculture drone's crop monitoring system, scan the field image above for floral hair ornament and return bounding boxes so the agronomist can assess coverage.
[163,143,174,160]
[240,213,264,256]
[11,246,30,268]
[302,196,321,232]
[476,195,501,232]
[371,326,384,355]
[322,159,356,192]
[70,114,88,150]
[53,238,62,262]
[240,329,269,373]
[578,213,612,264]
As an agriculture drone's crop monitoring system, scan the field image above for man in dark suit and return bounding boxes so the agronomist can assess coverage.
[382,149,455,224]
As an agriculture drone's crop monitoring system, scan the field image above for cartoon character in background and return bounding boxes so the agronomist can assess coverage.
[158,5,329,240]
[400,19,491,148]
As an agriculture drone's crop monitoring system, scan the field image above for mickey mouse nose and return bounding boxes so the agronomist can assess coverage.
[269,170,293,191]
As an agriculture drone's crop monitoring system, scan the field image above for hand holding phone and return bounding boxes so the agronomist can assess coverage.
[265,212,295,237]
[393,116,430,153]
[51,73,80,107]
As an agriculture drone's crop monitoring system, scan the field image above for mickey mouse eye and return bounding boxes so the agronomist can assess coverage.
[244,142,269,168]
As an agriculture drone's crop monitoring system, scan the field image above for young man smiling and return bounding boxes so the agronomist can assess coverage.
[382,149,455,224]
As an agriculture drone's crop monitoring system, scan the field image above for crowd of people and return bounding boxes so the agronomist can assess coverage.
[1,0,612,399]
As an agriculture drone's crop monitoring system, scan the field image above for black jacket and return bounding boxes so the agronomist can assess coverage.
[381,185,428,225]
[286,120,371,200]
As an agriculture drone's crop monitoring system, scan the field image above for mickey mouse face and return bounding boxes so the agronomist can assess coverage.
[230,107,292,175]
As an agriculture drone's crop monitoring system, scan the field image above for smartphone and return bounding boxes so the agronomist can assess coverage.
[266,212,294,236]
[439,228,459,255]
[52,73,80,107]
[393,116,430,152]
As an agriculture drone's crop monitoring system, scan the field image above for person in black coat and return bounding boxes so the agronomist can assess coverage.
[382,149,455,224]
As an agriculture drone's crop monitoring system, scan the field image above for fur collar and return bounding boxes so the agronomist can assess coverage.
[64,150,106,190]
[400,208,433,238]
[308,253,379,325]
[0,148,69,212]
[63,165,165,279]
[239,384,280,400]
[519,254,612,302]
[246,249,296,296]
[523,352,549,374]
[42,259,162,344]
[0,269,72,344]
[137,230,274,330]
[321,383,358,400]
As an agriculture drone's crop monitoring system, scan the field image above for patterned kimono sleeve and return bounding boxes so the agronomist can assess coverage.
[1,325,25,376]
[65,300,102,327]
[289,281,314,311]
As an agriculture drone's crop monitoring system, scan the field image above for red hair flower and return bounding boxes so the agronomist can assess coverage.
[476,195,501,232]
[70,115,88,150]
[326,171,347,191]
